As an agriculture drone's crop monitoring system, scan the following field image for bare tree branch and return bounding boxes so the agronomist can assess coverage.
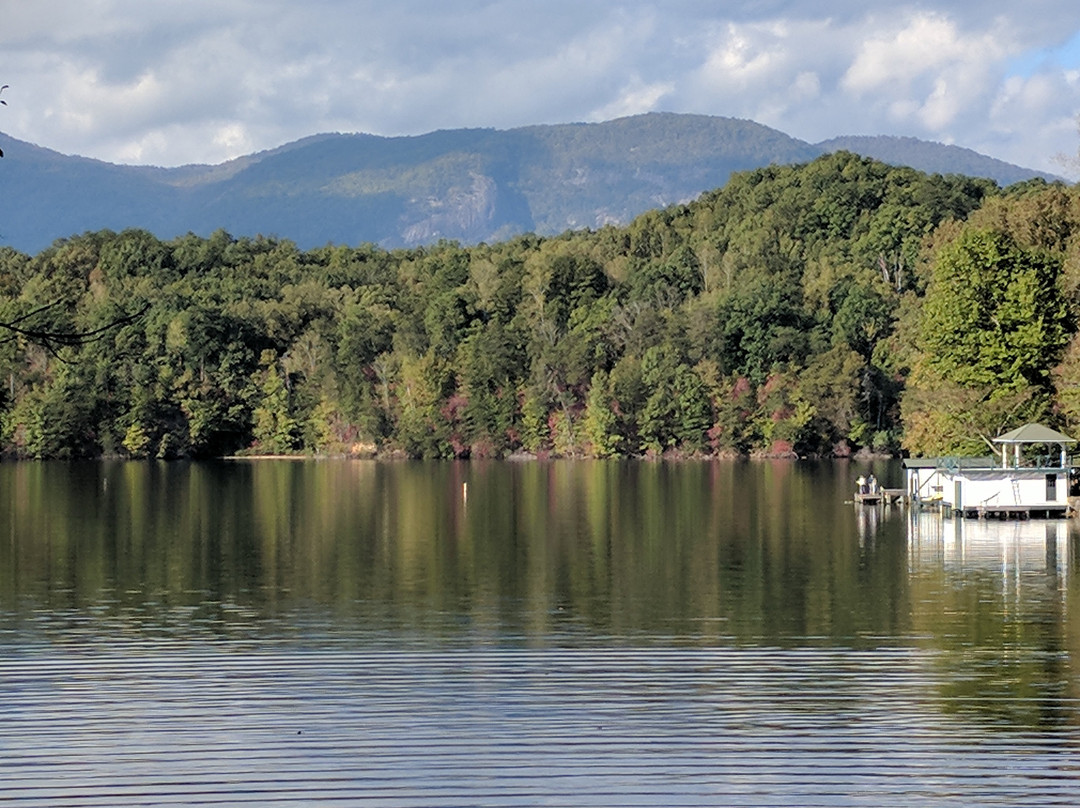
[0,302,151,359]
[0,84,7,157]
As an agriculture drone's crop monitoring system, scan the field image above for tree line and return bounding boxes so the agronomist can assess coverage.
[1,151,1078,460]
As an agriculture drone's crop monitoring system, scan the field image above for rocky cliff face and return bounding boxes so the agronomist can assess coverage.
[400,172,499,245]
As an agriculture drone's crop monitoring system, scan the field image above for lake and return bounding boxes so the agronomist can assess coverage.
[1,459,1078,806]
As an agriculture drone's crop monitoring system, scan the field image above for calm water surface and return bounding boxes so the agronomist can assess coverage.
[1,459,1078,806]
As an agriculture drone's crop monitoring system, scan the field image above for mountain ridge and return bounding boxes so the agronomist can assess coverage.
[815,134,1052,186]
[0,113,1061,254]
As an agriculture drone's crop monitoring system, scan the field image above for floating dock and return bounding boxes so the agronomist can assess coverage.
[855,489,907,506]
[952,504,1070,520]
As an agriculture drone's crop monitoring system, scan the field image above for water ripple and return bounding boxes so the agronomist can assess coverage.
[2,645,1079,806]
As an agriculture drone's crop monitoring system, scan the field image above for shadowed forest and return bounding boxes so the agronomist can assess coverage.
[2,151,1079,460]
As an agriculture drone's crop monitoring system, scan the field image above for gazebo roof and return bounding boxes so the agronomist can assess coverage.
[993,423,1076,445]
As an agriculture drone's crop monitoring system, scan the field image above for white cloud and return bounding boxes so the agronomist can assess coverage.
[919,78,956,130]
[591,78,676,121]
[701,24,783,87]
[838,12,1015,135]
[212,123,253,159]
[985,71,1080,176]
[843,14,969,92]
[790,72,821,102]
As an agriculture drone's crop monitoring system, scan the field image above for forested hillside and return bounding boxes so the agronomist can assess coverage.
[1,151,1077,460]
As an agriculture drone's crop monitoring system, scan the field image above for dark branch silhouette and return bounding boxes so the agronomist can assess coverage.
[0,301,151,359]
[1,84,7,157]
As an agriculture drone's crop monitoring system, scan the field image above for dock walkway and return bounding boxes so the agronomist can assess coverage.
[956,504,1070,519]
[855,488,907,506]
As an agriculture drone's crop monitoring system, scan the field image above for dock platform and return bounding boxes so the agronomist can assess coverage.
[855,489,907,506]
[956,504,1070,520]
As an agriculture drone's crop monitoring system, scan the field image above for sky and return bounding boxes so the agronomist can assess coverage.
[1,0,1080,176]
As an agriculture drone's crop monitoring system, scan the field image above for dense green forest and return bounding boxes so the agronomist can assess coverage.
[2,151,1078,460]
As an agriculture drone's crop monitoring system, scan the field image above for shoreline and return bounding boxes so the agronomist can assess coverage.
[217,450,897,462]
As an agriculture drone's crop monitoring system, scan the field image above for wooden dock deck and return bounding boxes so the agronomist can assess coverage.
[956,504,1070,520]
[855,489,907,506]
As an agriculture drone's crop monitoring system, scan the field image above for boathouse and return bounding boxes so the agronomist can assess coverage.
[903,423,1077,518]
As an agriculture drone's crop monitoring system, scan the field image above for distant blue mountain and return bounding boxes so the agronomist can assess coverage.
[0,113,1059,254]
[815,134,1056,187]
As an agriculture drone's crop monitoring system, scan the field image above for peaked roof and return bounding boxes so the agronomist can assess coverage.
[993,423,1076,444]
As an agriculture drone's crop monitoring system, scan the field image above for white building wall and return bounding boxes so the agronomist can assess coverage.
[907,467,1067,507]
[956,475,1009,507]
[951,471,1063,507]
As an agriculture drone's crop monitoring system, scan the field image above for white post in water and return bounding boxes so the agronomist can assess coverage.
[463,482,468,504]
